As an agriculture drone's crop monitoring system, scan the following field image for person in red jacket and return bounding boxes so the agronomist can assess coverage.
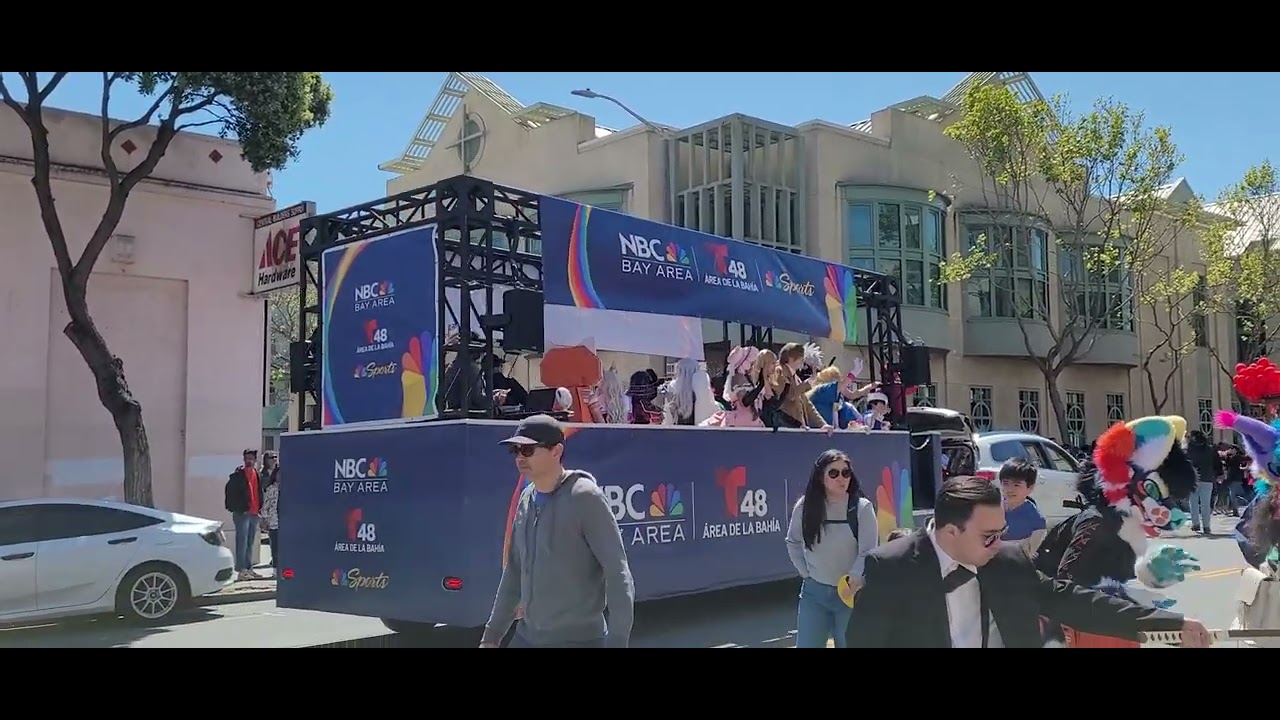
[225,449,265,580]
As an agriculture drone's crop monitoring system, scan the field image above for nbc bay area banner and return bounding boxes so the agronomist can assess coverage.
[539,196,861,342]
[320,225,440,428]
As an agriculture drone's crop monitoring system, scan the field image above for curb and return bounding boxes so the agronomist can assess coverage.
[196,589,277,607]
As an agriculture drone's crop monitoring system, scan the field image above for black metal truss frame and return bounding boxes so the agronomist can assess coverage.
[292,175,544,429]
[291,175,906,430]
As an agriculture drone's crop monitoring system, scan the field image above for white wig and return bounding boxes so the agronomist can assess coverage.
[596,367,626,423]
[666,357,700,422]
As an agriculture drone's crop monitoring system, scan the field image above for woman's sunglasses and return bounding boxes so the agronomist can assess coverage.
[826,467,853,479]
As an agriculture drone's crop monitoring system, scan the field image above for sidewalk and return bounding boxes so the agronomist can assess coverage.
[198,541,277,607]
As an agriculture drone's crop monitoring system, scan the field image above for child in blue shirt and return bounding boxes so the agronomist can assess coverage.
[998,457,1047,556]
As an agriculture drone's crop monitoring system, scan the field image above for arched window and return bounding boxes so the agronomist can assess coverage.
[1065,392,1086,448]
[970,386,993,432]
[1018,389,1040,434]
[843,187,949,311]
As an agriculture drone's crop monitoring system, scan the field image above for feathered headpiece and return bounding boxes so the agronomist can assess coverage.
[1090,415,1197,534]
[802,342,824,371]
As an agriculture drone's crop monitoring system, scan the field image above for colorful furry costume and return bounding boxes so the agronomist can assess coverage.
[1032,415,1200,647]
[1217,410,1280,568]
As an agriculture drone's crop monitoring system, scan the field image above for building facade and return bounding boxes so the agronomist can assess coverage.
[0,105,275,521]
[380,72,1238,444]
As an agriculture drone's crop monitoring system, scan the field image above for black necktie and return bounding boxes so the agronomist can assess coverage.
[943,566,975,593]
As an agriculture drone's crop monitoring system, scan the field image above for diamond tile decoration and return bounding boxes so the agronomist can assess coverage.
[208,149,223,163]
[120,139,137,154]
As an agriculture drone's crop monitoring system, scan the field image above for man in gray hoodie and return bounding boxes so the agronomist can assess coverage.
[481,414,636,648]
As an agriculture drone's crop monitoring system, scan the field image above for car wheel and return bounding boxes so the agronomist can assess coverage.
[116,562,190,625]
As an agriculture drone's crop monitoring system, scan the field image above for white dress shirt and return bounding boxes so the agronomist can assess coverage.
[928,524,1004,648]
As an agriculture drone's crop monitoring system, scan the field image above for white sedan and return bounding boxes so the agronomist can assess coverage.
[0,497,235,626]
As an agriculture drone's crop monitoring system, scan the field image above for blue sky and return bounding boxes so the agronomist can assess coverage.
[17,72,1279,213]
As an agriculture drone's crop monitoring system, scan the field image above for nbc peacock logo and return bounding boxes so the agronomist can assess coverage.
[875,462,914,542]
[648,483,685,518]
[763,271,775,287]
[663,242,691,266]
[602,481,689,546]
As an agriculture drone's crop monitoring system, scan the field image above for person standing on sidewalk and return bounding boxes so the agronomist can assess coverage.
[260,452,281,570]
[1186,430,1221,534]
[481,415,635,648]
[225,449,265,581]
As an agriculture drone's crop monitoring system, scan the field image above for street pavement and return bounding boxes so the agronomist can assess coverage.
[0,514,1256,648]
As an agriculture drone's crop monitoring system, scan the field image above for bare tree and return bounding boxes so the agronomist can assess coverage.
[941,84,1203,434]
[0,72,331,506]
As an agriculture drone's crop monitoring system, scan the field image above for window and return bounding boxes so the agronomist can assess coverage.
[970,386,993,432]
[845,193,948,310]
[913,383,938,408]
[1198,398,1214,436]
[1192,277,1208,348]
[1065,391,1086,448]
[1060,240,1135,332]
[1036,441,1081,473]
[1018,389,1041,434]
[962,222,1049,320]
[0,503,161,545]
[989,440,1034,463]
[1106,393,1126,425]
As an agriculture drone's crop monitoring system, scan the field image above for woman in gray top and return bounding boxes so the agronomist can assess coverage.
[785,449,878,648]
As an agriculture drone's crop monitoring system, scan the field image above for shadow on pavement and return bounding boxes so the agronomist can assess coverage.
[0,607,224,648]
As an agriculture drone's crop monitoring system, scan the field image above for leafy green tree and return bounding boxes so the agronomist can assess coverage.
[0,72,332,507]
[940,83,1203,434]
[268,286,301,403]
[1202,161,1280,403]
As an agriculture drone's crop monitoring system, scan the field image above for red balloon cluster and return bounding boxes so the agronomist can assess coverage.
[1233,358,1280,402]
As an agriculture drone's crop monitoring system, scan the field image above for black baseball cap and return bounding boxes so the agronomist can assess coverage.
[498,414,565,447]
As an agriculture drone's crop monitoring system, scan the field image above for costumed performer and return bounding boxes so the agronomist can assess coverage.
[589,366,627,424]
[1214,408,1280,645]
[805,366,875,429]
[764,343,833,433]
[624,370,662,424]
[1213,410,1280,571]
[663,358,718,426]
[1031,415,1200,648]
[861,392,892,430]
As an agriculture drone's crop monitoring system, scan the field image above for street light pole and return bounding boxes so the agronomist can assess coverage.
[571,88,674,224]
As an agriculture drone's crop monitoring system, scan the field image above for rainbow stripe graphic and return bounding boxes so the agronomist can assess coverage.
[823,264,859,342]
[565,204,605,309]
[875,462,914,542]
[321,242,369,426]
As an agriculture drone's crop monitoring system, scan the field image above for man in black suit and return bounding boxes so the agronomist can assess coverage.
[845,476,1212,648]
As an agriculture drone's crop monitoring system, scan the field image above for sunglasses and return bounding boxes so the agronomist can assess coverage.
[826,467,853,479]
[508,444,550,458]
[980,526,1008,548]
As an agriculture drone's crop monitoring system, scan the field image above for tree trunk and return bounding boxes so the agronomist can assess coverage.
[1044,371,1070,441]
[62,284,153,507]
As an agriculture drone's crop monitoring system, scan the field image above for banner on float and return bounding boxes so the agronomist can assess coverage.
[539,196,861,342]
[320,225,439,428]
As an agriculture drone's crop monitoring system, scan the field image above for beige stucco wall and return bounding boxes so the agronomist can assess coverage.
[380,81,1238,442]
[0,105,275,523]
